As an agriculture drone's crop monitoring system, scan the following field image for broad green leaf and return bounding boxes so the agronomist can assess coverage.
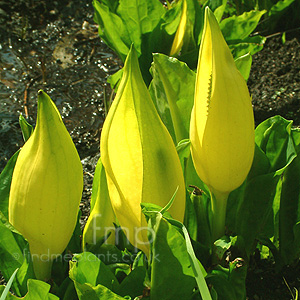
[149,53,195,144]
[100,0,119,12]
[278,153,300,264]
[117,0,165,55]
[0,218,34,296]
[228,35,266,58]
[266,0,296,32]
[211,0,227,22]
[72,282,126,300]
[206,266,237,300]
[220,10,266,41]
[69,252,118,291]
[19,115,33,142]
[150,214,197,300]
[292,128,300,152]
[53,277,77,300]
[163,216,211,299]
[0,150,19,219]
[207,243,247,300]
[117,266,146,298]
[191,0,205,47]
[229,173,279,255]
[234,53,252,81]
[0,279,58,300]
[269,0,295,17]
[161,1,183,36]
[93,0,130,61]
[226,144,270,235]
[247,144,271,180]
[228,116,300,256]
[255,116,296,174]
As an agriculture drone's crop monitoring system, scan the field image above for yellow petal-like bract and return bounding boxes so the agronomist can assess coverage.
[82,158,116,249]
[9,90,83,281]
[190,7,255,194]
[170,0,187,56]
[100,47,186,254]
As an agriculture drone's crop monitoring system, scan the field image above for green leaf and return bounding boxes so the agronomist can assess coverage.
[149,53,195,144]
[176,139,191,175]
[107,69,124,91]
[211,0,227,22]
[117,266,146,298]
[69,252,119,291]
[93,0,130,61]
[184,190,198,241]
[117,0,165,55]
[19,115,33,142]
[72,282,126,300]
[175,139,210,195]
[232,173,279,255]
[266,0,296,32]
[150,214,197,300]
[220,10,266,41]
[0,279,58,300]
[234,53,252,81]
[0,217,34,296]
[228,116,300,256]
[161,1,183,36]
[228,35,266,58]
[269,0,295,17]
[0,268,18,300]
[206,253,247,300]
[255,116,296,174]
[189,188,211,248]
[206,266,237,300]
[278,153,300,264]
[0,151,19,219]
[181,225,211,299]
[100,0,119,12]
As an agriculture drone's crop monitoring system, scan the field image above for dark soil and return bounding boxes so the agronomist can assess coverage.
[0,0,300,299]
[248,31,300,127]
[0,0,121,225]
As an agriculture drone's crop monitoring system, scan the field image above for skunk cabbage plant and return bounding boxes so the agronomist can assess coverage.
[9,90,83,281]
[100,47,186,254]
[190,8,255,241]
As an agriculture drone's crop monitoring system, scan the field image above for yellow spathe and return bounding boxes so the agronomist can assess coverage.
[190,7,255,194]
[9,90,83,281]
[100,47,186,254]
[170,0,188,56]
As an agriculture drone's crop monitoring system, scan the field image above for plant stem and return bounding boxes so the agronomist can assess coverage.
[209,188,229,243]
[31,255,53,281]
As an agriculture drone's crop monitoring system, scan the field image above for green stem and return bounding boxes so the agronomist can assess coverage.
[31,254,53,281]
[209,188,229,243]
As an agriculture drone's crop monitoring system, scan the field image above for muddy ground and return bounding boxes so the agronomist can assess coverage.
[0,0,299,299]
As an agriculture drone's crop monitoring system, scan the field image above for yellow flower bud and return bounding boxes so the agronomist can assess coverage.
[170,0,188,56]
[190,7,255,241]
[190,7,255,195]
[100,47,186,254]
[82,158,116,250]
[9,90,83,281]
